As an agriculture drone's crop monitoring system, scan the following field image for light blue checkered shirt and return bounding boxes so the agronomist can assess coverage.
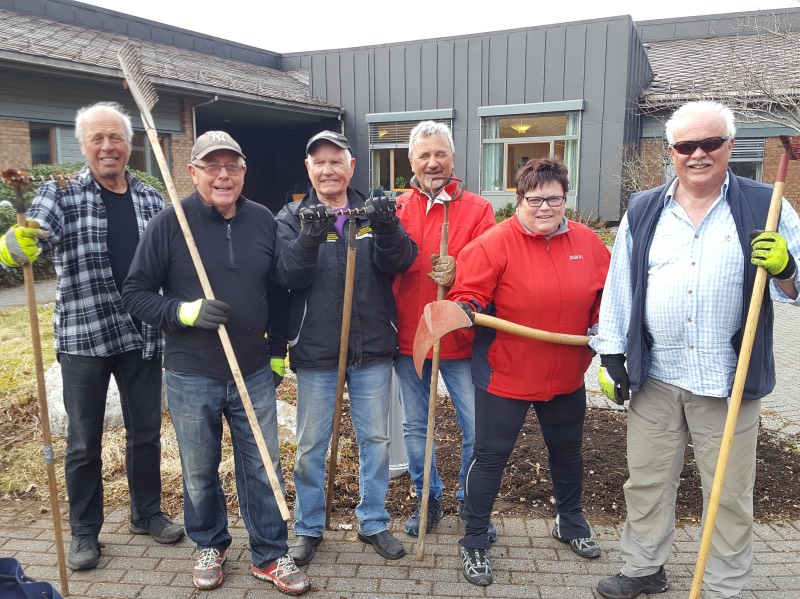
[592,175,800,397]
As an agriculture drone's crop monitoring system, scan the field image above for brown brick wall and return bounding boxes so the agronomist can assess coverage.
[763,137,800,212]
[169,98,195,199]
[640,140,668,190]
[0,120,32,172]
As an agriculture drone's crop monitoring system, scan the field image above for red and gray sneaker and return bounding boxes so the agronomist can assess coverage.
[192,548,226,590]
[252,554,311,595]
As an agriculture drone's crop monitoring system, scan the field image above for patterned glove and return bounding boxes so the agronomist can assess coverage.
[428,254,456,287]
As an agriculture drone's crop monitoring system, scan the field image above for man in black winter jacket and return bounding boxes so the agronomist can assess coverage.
[274,131,417,565]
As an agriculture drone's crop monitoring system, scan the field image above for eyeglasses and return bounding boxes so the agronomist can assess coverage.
[669,136,730,156]
[523,195,566,208]
[192,163,244,176]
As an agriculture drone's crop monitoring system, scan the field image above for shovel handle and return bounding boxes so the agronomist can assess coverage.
[473,313,589,346]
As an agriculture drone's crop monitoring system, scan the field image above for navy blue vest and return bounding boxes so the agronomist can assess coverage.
[625,169,775,400]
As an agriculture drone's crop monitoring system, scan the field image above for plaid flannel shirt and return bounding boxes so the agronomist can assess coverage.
[28,165,164,358]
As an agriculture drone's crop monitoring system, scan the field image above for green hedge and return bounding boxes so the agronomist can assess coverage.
[0,163,166,289]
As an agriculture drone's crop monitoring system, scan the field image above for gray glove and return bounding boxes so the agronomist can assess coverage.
[299,204,336,245]
[365,196,398,232]
[178,299,230,330]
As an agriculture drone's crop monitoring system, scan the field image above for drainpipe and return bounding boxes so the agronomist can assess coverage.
[192,95,219,139]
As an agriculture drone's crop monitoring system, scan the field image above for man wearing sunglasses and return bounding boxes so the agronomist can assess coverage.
[592,100,800,599]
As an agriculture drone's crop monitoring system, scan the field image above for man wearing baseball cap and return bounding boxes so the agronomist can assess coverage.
[122,131,308,594]
[273,130,417,564]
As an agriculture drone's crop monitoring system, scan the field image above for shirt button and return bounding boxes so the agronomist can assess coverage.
[689,344,694,349]
[691,261,696,266]
[688,289,693,294]
[695,234,699,239]
[687,317,693,322]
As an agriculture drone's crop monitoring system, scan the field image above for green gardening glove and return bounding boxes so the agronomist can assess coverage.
[0,222,49,267]
[178,299,230,329]
[270,357,286,388]
[750,230,796,280]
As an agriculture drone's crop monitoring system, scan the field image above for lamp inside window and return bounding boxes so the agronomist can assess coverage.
[510,121,531,135]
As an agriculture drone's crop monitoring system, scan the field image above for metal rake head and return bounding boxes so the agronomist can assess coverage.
[118,42,159,127]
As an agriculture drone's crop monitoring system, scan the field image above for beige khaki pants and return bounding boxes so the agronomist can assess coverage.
[619,377,760,599]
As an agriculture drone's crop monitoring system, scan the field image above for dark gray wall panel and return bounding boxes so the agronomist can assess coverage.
[325,54,341,108]
[544,26,566,102]
[563,25,587,101]
[488,34,508,106]
[405,44,422,111]
[582,21,609,126]
[576,122,602,216]
[374,48,390,112]
[420,42,438,108]
[524,29,546,103]
[339,51,356,136]
[353,51,371,136]
[597,120,625,219]
[506,32,527,105]
[452,38,469,129]
[437,40,455,109]
[467,37,483,135]
[389,46,406,112]
[310,54,327,100]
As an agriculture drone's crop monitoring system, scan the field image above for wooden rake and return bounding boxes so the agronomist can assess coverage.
[117,42,289,520]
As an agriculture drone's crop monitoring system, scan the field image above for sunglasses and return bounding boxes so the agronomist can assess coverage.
[669,136,730,155]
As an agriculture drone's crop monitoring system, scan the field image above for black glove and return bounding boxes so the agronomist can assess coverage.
[178,298,231,330]
[365,196,398,232]
[299,204,336,245]
[598,354,630,405]
[455,301,475,325]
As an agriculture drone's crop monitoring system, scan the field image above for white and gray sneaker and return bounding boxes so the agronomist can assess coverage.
[552,514,601,559]
[460,546,492,586]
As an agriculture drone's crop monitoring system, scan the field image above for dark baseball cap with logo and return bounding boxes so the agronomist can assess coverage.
[306,130,351,155]
[191,131,246,161]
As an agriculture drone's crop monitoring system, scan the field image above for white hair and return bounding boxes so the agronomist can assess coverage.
[408,121,455,157]
[665,101,736,144]
[75,102,134,145]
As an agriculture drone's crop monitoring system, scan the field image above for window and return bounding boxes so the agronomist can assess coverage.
[129,131,170,182]
[729,138,764,182]
[481,112,579,197]
[30,125,54,165]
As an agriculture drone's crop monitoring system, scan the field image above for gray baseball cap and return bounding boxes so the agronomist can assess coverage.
[306,130,351,154]
[191,131,246,161]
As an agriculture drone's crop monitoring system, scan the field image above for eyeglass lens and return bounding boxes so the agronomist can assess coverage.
[524,195,565,207]
[197,163,243,175]
[672,137,728,156]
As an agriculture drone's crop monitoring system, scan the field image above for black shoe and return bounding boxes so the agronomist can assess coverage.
[551,515,601,559]
[287,535,322,566]
[129,511,185,544]
[457,501,498,543]
[357,529,406,560]
[460,546,492,586]
[68,534,102,571]
[404,496,444,537]
[597,566,669,599]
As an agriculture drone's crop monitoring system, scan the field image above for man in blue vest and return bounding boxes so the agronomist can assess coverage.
[591,100,800,599]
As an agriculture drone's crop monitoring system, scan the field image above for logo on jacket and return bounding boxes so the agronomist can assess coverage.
[569,255,583,260]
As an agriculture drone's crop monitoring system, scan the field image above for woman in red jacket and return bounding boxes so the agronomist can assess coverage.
[448,158,610,586]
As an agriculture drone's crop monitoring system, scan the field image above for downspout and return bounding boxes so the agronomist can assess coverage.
[191,95,219,139]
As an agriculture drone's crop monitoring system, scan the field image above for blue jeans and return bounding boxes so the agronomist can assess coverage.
[166,366,287,566]
[394,355,475,503]
[294,358,393,536]
[60,351,163,536]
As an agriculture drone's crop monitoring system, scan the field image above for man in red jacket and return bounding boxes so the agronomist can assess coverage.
[392,121,495,538]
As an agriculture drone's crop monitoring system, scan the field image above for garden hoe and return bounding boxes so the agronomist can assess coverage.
[1,169,70,595]
[689,134,800,599]
[413,300,590,377]
[416,175,465,559]
[117,42,290,520]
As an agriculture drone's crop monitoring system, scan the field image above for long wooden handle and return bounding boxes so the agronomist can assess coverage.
[417,202,450,559]
[15,209,70,596]
[473,313,589,346]
[326,219,357,528]
[143,127,290,520]
[688,154,789,599]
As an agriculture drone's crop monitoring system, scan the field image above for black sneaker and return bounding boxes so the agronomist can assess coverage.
[404,496,444,537]
[460,546,492,586]
[457,501,497,543]
[596,566,669,599]
[551,514,601,559]
[129,511,185,544]
[67,534,102,570]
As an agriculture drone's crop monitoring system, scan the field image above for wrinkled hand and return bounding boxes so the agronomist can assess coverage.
[587,323,598,357]
[270,357,286,388]
[428,254,456,287]
[0,222,49,267]
[750,230,796,280]
[455,301,475,326]
[365,196,398,231]
[299,204,336,243]
[178,298,230,330]
[598,354,630,405]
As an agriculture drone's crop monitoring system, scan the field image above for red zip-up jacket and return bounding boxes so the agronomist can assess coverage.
[393,180,495,359]
[448,216,610,401]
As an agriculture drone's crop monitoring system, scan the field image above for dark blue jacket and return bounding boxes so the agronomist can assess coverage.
[625,169,775,400]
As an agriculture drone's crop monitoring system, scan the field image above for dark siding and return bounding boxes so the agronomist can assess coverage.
[405,44,422,111]
[506,32,527,105]
[421,42,438,108]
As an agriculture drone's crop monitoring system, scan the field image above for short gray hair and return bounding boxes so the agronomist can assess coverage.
[75,102,134,145]
[306,148,353,163]
[665,101,736,144]
[408,121,455,157]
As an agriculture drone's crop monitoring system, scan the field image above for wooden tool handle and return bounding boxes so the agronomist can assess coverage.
[473,313,590,346]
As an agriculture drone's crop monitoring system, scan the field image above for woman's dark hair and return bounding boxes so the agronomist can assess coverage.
[514,158,569,203]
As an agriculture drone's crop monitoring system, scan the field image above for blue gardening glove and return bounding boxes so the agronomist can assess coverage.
[428,254,456,287]
[0,222,49,267]
[270,357,286,388]
[456,301,475,326]
[365,196,398,232]
[598,354,630,405]
[750,230,796,280]
[299,204,336,246]
[178,299,230,330]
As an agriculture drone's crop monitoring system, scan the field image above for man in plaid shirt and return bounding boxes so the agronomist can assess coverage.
[0,101,184,571]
